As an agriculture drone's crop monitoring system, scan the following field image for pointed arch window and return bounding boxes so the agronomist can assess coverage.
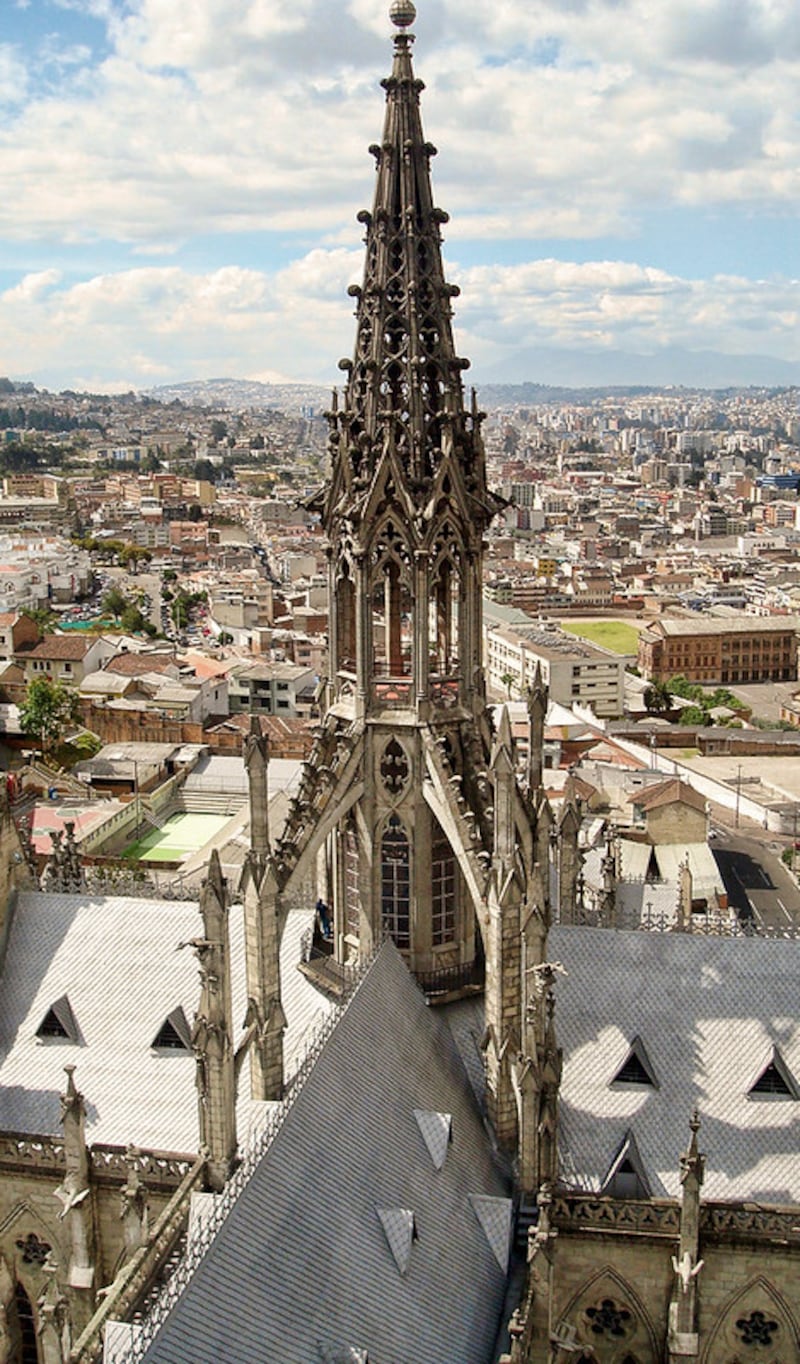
[371,561,413,679]
[152,1007,192,1052]
[336,567,356,673]
[611,1037,659,1090]
[14,1281,39,1364]
[747,1045,799,1099]
[36,995,79,1043]
[601,1131,651,1200]
[381,816,410,949]
[429,525,463,677]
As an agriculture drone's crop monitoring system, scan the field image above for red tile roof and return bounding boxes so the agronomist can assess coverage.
[18,635,94,661]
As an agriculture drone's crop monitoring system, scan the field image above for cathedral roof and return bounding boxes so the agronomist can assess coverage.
[0,895,331,1154]
[133,941,510,1364]
[550,924,800,1205]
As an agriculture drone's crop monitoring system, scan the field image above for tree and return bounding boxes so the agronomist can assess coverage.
[102,587,128,619]
[193,458,218,484]
[21,607,55,634]
[120,605,146,633]
[20,679,81,756]
[643,680,672,715]
[679,705,709,727]
[500,671,516,698]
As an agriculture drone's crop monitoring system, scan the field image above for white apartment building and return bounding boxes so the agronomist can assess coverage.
[0,534,92,609]
[485,621,626,718]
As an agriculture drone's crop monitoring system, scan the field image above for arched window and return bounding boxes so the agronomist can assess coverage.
[370,522,413,681]
[337,569,356,673]
[431,826,456,946]
[13,1280,39,1364]
[381,816,410,949]
[372,561,412,677]
[429,529,462,675]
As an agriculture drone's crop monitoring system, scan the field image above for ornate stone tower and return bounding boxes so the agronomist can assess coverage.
[273,0,506,991]
[264,2,561,1168]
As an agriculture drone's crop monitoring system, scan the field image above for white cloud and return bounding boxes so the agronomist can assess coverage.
[1,0,798,386]
[0,0,797,247]
[0,253,796,391]
[0,44,29,106]
[452,258,800,362]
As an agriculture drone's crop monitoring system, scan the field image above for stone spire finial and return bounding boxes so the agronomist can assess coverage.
[527,663,548,795]
[193,852,236,1191]
[244,714,270,860]
[669,1112,705,1359]
[56,1066,96,1318]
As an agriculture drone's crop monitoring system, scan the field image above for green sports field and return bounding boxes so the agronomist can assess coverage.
[559,619,642,655]
[122,812,232,863]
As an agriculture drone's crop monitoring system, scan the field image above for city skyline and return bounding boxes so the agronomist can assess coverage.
[1,0,798,393]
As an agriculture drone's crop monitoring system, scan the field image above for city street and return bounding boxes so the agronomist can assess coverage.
[710,823,800,931]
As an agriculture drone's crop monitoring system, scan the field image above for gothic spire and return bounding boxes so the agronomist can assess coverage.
[330,1,488,503]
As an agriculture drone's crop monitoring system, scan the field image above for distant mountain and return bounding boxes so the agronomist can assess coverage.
[143,367,799,417]
[471,379,799,407]
[470,345,800,393]
[144,377,330,414]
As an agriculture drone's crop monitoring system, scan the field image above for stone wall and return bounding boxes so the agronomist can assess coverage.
[522,1197,800,1362]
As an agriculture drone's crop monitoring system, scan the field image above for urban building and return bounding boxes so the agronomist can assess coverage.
[486,616,627,717]
[638,615,798,684]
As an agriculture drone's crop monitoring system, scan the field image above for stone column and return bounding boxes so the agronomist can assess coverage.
[119,1147,149,1264]
[526,664,548,796]
[483,708,521,1150]
[245,859,286,1101]
[243,716,270,862]
[557,782,581,925]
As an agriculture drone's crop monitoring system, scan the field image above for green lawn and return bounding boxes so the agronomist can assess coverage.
[559,619,642,655]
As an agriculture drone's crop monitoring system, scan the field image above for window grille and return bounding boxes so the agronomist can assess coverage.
[381,816,410,949]
[431,832,456,945]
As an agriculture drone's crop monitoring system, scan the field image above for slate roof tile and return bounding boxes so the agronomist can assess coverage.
[135,944,510,1364]
[550,924,800,1204]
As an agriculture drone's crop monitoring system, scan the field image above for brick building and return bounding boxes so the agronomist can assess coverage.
[638,614,798,684]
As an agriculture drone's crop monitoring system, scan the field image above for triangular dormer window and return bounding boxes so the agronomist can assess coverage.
[748,1046,799,1099]
[612,1036,659,1089]
[36,995,79,1043]
[152,1007,192,1051]
[376,1207,417,1275]
[601,1130,651,1200]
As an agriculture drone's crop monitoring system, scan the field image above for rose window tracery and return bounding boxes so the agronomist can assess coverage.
[15,1232,51,1266]
[735,1310,779,1347]
[586,1299,632,1338]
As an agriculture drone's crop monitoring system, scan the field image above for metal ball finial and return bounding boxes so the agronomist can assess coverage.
[390,0,416,28]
